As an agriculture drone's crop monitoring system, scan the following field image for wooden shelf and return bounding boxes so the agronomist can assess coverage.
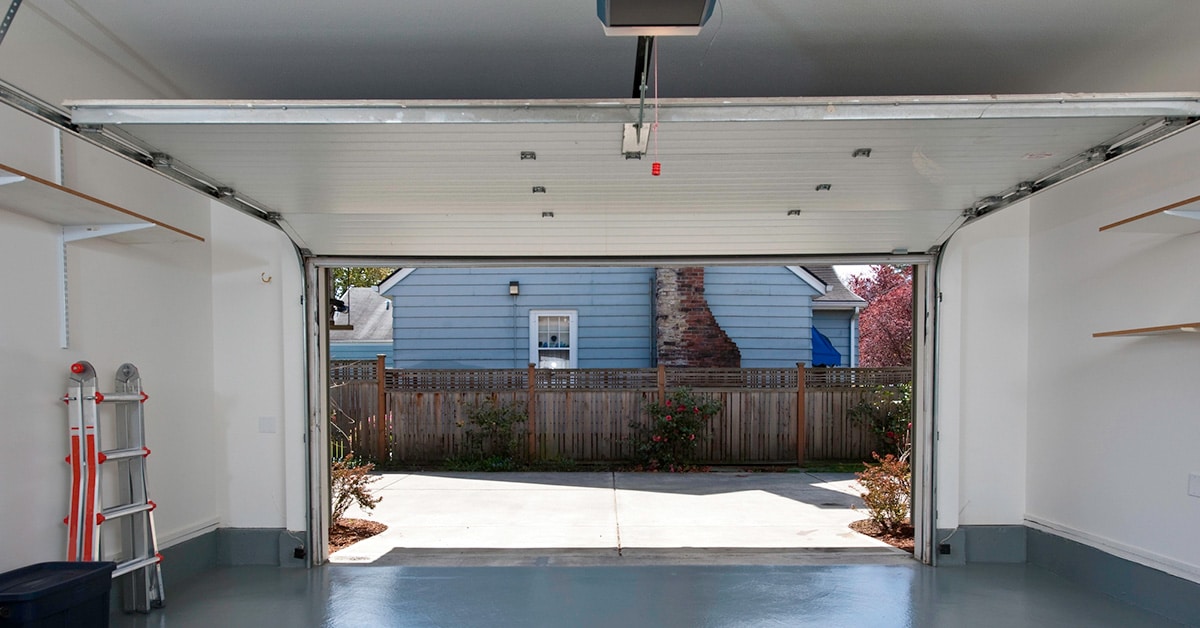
[1099,193,1200,235]
[1093,323,1200,338]
[0,163,204,243]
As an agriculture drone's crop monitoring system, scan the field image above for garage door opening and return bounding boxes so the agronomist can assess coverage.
[309,259,934,566]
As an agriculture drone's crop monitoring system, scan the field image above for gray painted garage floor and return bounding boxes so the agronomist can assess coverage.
[109,472,1191,627]
[109,563,1190,627]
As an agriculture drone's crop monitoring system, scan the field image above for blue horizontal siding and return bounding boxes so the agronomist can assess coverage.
[330,342,393,366]
[813,310,854,367]
[706,267,821,368]
[386,267,654,369]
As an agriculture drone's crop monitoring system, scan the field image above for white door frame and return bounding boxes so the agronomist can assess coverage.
[302,255,939,565]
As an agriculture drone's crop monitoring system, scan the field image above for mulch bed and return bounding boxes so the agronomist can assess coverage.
[849,519,914,553]
[329,518,387,553]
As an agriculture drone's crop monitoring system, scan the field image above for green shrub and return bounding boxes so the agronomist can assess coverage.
[848,382,912,458]
[629,388,721,471]
[331,454,382,521]
[456,398,527,463]
[855,452,911,533]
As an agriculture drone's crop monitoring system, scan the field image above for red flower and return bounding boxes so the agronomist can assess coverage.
[689,434,695,441]
[665,415,672,422]
[652,435,662,442]
[907,422,913,430]
[693,406,700,413]
[665,400,673,407]
[886,431,897,439]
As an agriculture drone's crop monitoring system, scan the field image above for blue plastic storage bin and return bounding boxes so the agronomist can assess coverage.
[0,562,115,627]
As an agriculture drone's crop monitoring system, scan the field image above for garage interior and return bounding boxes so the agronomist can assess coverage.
[1,1,1199,625]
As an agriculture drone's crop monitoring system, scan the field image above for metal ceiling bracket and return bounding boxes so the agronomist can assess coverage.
[621,123,649,157]
[0,0,21,47]
[624,34,656,156]
[962,115,1200,219]
[0,78,287,238]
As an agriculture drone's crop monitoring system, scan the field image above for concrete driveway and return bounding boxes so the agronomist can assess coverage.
[332,471,910,566]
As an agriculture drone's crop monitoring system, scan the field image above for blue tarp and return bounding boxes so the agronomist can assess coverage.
[811,327,842,367]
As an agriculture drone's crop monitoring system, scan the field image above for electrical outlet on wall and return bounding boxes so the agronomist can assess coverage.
[1189,473,1200,498]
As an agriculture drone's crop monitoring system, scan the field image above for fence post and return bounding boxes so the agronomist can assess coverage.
[657,364,666,403]
[796,362,806,466]
[376,354,387,463]
[527,363,537,459]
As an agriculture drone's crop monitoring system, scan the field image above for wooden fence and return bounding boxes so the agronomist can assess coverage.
[329,358,910,465]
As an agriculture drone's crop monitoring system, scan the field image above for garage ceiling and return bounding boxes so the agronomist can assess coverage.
[64,96,1200,257]
[9,1,1200,258]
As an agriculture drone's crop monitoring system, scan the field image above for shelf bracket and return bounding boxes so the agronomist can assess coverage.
[1164,208,1200,221]
[58,224,154,348]
[63,223,154,242]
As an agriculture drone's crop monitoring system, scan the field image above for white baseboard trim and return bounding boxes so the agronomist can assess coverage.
[1025,515,1200,584]
[158,519,221,548]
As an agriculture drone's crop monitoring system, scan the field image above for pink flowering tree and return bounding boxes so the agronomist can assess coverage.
[846,265,913,367]
[629,388,722,470]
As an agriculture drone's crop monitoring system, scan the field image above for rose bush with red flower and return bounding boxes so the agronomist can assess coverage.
[629,387,722,471]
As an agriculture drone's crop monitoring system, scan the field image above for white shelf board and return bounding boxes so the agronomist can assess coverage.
[1099,193,1200,235]
[1093,323,1200,338]
[0,163,204,244]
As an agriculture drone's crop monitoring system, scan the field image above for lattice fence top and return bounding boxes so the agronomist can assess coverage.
[805,367,912,387]
[331,363,911,392]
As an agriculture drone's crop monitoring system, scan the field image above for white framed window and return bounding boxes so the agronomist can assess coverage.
[530,310,578,369]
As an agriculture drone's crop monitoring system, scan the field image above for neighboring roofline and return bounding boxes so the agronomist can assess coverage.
[786,266,828,294]
[813,301,866,310]
[378,268,415,293]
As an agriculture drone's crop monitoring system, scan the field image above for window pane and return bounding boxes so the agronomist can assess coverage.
[538,349,571,369]
[538,315,570,348]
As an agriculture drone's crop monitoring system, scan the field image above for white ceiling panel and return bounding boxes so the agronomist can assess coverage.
[64,96,1200,257]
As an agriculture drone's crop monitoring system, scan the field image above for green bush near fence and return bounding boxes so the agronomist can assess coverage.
[445,398,527,470]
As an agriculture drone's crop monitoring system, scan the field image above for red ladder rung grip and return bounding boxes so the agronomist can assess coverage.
[143,447,151,457]
[141,391,149,403]
[148,500,157,511]
[70,362,85,374]
[97,452,107,464]
[93,392,104,403]
[96,513,105,524]
[155,553,163,563]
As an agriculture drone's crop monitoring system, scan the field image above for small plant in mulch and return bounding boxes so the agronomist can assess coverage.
[628,388,722,471]
[329,454,386,553]
[850,451,914,553]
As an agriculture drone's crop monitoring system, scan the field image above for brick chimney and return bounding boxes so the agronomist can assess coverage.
[655,267,741,367]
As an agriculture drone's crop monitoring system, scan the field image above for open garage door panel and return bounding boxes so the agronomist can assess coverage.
[65,95,1200,259]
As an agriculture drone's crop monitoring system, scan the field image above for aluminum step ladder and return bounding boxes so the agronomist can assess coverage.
[64,361,165,612]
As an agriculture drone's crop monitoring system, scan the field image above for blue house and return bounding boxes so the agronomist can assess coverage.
[329,287,394,366]
[378,266,864,370]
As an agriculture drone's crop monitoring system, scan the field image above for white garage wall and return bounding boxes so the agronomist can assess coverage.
[936,201,1031,531]
[1025,125,1200,582]
[0,6,307,565]
[0,133,220,571]
[210,205,306,530]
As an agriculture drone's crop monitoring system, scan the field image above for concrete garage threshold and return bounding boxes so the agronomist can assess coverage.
[332,471,911,566]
